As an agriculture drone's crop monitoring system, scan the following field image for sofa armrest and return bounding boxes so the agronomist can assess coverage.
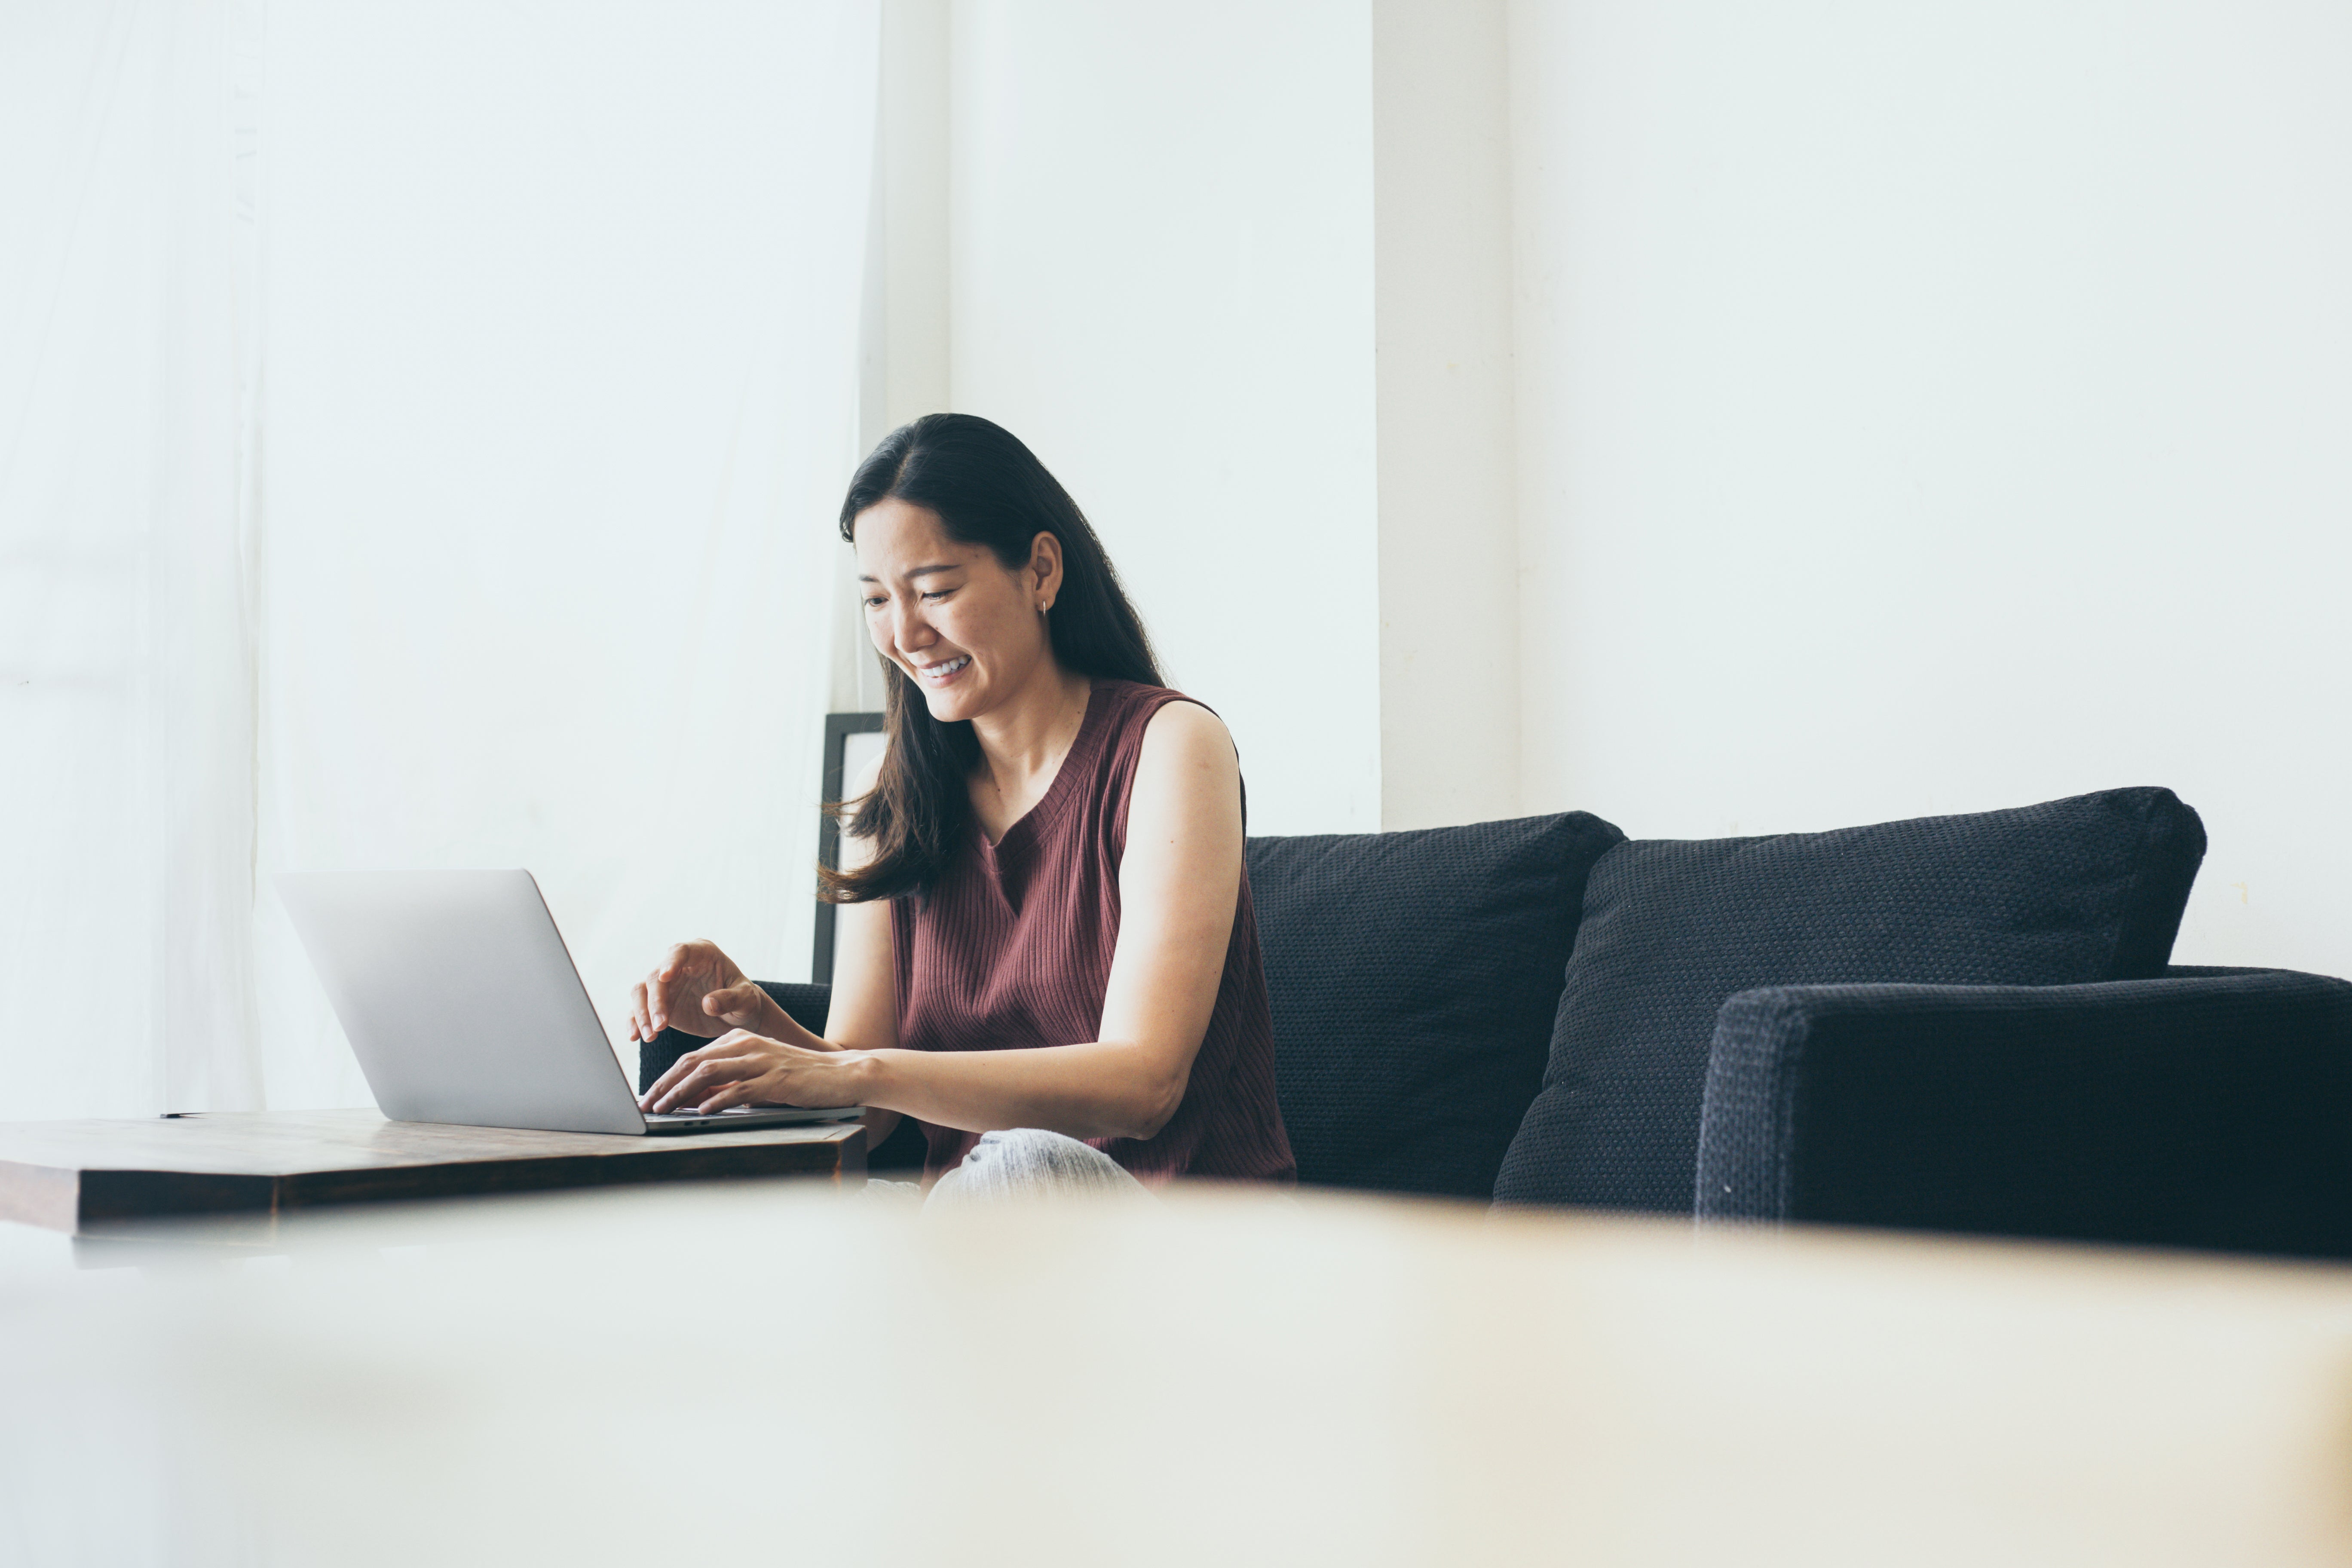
[1694,971,2352,1258]
[634,981,833,1094]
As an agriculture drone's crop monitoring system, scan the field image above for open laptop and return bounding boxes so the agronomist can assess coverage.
[276,869,861,1136]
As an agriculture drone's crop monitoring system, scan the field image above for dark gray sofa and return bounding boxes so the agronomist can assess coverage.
[641,787,2352,1260]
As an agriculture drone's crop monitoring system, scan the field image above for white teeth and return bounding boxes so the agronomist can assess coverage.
[919,656,970,680]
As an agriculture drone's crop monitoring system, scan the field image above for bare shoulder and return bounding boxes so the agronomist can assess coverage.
[1130,701,1241,842]
[1136,699,1239,781]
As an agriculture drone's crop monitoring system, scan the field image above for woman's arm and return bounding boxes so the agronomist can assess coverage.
[642,702,1242,1142]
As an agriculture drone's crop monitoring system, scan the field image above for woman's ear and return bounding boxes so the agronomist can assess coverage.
[1029,531,1064,612]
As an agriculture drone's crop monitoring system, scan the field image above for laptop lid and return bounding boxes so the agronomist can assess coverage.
[276,869,647,1135]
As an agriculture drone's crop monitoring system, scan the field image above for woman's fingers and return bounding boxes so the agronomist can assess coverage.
[629,980,652,1043]
[643,1035,766,1112]
[640,1038,719,1109]
[635,1028,846,1115]
[687,1078,760,1114]
[648,948,688,1033]
[671,1069,758,1115]
[704,980,767,1024]
[643,1053,714,1111]
[629,939,749,1047]
[686,1081,748,1114]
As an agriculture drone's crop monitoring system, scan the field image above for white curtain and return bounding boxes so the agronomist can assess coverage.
[1,0,264,1120]
[0,0,876,1119]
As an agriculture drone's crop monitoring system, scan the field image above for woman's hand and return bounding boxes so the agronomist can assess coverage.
[639,1029,870,1114]
[626,940,782,1044]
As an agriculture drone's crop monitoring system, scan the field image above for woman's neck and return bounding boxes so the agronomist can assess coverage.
[967,661,1094,828]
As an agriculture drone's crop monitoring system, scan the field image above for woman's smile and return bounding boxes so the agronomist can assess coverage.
[913,653,972,686]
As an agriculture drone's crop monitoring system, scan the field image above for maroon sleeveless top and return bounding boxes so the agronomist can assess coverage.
[891,680,1296,1187]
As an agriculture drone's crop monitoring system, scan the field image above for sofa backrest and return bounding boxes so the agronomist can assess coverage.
[1491,787,2207,1213]
[1246,812,1624,1197]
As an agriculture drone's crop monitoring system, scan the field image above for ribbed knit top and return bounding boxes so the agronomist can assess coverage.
[891,679,1297,1188]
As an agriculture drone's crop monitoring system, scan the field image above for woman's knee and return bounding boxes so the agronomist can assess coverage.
[928,1128,1147,1207]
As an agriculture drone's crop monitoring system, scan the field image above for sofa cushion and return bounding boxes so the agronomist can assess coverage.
[1491,787,2207,1213]
[1247,811,1625,1198]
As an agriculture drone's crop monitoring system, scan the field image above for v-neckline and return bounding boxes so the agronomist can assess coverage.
[976,680,1102,857]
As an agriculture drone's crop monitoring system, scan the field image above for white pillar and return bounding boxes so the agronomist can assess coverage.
[854,2,1523,833]
[1372,0,1520,829]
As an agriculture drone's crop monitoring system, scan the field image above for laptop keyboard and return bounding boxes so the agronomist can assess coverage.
[646,1106,859,1123]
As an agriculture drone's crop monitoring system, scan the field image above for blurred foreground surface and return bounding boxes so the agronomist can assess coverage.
[4,1179,2350,1565]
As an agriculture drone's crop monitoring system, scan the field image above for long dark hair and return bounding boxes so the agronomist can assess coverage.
[821,413,1162,903]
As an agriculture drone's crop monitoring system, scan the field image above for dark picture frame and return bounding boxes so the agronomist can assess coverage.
[812,710,885,986]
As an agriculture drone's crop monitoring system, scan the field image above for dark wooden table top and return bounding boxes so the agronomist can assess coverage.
[0,1109,866,1237]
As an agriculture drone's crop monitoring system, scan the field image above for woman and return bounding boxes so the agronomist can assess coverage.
[628,414,1295,1200]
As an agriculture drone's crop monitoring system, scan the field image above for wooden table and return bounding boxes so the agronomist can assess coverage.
[3,1181,2349,1565]
[0,1109,866,1237]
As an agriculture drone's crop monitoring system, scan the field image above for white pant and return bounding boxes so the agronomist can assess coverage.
[867,1127,1150,1208]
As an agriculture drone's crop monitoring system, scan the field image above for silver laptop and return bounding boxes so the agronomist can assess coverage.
[276,869,860,1136]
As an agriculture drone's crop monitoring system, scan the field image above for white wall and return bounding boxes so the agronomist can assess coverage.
[1509,1,2352,977]
[942,0,1383,834]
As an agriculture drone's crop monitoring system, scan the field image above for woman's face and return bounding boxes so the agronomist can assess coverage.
[854,497,1062,724]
